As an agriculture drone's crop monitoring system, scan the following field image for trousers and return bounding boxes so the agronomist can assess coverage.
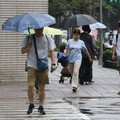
[69,62,81,88]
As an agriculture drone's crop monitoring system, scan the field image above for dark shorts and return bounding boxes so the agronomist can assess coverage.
[27,67,49,84]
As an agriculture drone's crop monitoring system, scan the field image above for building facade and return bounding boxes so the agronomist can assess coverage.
[0,0,48,81]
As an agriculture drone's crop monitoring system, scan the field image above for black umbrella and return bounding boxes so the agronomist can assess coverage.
[64,14,98,28]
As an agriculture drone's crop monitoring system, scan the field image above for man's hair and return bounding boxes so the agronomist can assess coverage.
[82,25,91,33]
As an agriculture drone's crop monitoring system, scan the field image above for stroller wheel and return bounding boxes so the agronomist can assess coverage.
[59,80,64,83]
[59,76,64,83]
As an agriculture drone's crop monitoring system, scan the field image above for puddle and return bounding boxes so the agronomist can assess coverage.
[65,97,120,120]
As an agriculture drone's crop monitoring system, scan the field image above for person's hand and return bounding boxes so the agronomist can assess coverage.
[94,55,97,60]
[89,58,92,63]
[112,54,115,60]
[28,42,32,50]
[51,64,56,73]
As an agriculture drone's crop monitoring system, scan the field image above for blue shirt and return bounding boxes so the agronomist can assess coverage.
[66,39,87,63]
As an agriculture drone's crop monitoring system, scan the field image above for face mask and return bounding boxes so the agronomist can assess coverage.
[74,37,79,41]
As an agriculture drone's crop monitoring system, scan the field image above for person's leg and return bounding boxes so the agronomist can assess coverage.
[89,62,93,82]
[38,84,45,106]
[38,84,46,115]
[84,58,92,84]
[79,58,85,85]
[37,69,49,115]
[27,67,36,114]
[35,77,39,99]
[71,62,81,90]
[28,81,35,104]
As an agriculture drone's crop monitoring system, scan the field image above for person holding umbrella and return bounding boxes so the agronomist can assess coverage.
[2,13,56,115]
[64,29,92,92]
[79,25,97,85]
[21,28,56,115]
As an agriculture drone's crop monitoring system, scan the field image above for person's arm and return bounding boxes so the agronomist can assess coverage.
[84,50,92,63]
[21,43,32,54]
[64,49,69,55]
[50,50,56,71]
[90,36,97,60]
[112,44,116,60]
[112,35,116,60]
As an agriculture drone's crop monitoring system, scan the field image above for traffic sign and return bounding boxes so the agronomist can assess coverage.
[106,0,120,5]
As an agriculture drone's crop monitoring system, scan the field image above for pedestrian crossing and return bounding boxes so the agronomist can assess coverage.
[0,99,90,120]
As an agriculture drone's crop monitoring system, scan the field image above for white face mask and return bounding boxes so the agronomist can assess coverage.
[73,33,80,41]
[74,37,79,41]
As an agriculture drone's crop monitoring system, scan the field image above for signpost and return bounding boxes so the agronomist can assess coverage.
[106,0,120,5]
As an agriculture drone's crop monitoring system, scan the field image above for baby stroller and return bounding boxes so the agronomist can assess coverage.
[60,66,72,83]
[57,51,72,84]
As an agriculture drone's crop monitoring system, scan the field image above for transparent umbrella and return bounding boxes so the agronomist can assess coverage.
[89,22,107,29]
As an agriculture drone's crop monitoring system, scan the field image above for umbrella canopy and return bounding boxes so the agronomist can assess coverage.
[23,27,64,35]
[64,14,98,28]
[2,13,56,32]
[89,22,107,29]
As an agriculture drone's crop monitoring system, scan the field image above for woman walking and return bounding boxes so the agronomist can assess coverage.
[64,29,92,92]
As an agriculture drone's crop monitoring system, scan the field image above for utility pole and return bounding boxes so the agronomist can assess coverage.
[99,0,103,65]
[89,0,92,15]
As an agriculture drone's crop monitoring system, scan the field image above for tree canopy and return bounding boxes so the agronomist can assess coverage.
[49,0,117,29]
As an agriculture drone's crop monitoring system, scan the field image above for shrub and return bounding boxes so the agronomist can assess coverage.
[59,42,66,52]
[102,48,117,69]
[103,48,112,62]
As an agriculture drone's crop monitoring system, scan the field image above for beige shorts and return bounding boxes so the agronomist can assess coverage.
[27,67,49,84]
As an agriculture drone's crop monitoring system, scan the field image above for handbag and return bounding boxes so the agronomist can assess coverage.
[33,34,48,70]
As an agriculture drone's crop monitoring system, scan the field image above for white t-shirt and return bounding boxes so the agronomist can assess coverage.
[112,34,120,56]
[21,34,56,69]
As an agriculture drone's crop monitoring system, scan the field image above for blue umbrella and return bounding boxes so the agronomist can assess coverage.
[2,13,56,32]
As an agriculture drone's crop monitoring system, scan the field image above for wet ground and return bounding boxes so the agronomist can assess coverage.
[66,97,120,120]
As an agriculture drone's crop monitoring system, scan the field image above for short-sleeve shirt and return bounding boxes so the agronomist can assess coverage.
[66,39,87,63]
[112,34,120,56]
[21,34,56,69]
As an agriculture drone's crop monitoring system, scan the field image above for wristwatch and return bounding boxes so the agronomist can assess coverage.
[51,63,56,66]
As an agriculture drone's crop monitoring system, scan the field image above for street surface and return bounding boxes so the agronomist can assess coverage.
[0,60,120,119]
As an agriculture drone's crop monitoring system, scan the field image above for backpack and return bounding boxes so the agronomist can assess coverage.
[57,52,69,67]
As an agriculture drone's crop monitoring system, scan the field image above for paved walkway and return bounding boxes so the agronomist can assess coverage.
[0,60,120,120]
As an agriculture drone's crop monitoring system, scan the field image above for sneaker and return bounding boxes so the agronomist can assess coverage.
[38,106,46,115]
[27,104,35,114]
[72,87,77,93]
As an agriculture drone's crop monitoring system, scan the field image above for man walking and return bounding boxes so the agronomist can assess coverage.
[112,22,120,74]
[21,28,56,115]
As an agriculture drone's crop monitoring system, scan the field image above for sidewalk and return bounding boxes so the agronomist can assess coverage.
[0,60,120,120]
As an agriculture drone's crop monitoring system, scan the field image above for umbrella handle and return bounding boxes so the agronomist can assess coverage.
[28,27,31,34]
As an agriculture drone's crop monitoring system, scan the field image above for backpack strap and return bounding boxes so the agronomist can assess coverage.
[116,34,118,45]
[45,34,49,43]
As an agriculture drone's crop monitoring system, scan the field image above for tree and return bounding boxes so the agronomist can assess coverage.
[49,0,116,28]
